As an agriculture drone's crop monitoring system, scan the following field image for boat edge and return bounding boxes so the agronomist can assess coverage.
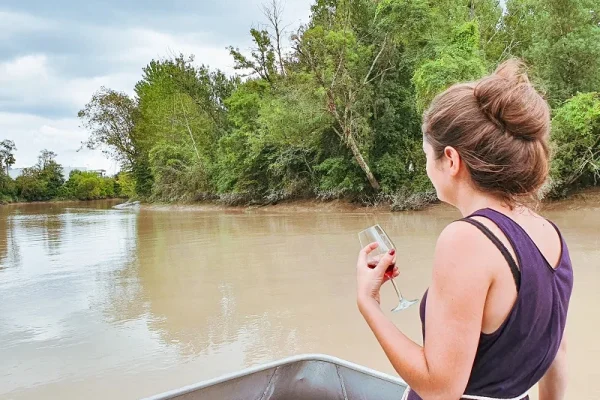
[141,353,406,400]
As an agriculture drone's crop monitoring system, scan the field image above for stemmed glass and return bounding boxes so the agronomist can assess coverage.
[358,224,418,312]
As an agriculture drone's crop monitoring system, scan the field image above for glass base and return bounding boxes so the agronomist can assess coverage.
[392,298,419,312]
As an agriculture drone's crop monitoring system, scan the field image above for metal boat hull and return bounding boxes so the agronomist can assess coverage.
[144,354,408,400]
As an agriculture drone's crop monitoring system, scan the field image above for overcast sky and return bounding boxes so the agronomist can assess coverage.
[0,0,312,173]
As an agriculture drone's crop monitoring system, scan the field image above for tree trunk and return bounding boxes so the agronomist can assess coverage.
[346,134,380,191]
[275,30,287,76]
[178,94,201,161]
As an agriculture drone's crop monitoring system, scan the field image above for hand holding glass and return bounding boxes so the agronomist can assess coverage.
[358,225,418,312]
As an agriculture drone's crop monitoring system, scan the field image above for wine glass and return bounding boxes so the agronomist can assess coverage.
[358,224,418,312]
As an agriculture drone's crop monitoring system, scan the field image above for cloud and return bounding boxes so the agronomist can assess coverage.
[95,27,236,74]
[0,27,236,120]
[0,54,48,79]
[0,53,139,118]
[0,10,56,40]
[0,112,118,173]
[0,0,312,171]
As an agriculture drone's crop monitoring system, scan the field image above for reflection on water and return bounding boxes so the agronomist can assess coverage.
[0,201,598,399]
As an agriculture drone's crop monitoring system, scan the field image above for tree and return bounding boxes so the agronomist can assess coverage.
[135,55,237,140]
[37,149,57,170]
[500,0,600,106]
[36,150,64,199]
[61,170,117,200]
[14,150,64,201]
[229,29,278,82]
[116,172,136,198]
[78,87,140,169]
[413,22,487,113]
[292,0,387,191]
[549,92,600,197]
[74,0,600,205]
[0,140,16,175]
[15,170,47,202]
[262,0,289,76]
[133,55,236,199]
[78,87,151,197]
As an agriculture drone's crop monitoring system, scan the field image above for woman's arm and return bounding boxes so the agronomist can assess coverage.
[357,222,494,400]
[538,335,568,400]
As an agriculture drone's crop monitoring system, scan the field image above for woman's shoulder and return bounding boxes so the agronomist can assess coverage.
[436,218,498,253]
[427,221,496,314]
[433,221,500,276]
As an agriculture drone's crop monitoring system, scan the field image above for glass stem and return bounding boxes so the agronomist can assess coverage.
[390,278,403,301]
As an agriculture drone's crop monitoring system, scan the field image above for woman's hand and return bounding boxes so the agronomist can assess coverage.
[356,242,398,308]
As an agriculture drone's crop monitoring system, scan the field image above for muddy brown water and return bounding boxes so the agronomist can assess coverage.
[0,200,598,399]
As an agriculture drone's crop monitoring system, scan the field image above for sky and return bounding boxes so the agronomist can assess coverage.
[0,0,313,174]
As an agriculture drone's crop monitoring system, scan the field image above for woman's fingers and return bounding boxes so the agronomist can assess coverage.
[375,249,395,275]
[358,242,379,266]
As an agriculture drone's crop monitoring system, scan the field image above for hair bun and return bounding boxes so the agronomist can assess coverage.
[473,59,550,141]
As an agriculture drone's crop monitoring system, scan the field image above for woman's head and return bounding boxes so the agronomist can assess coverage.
[422,59,551,207]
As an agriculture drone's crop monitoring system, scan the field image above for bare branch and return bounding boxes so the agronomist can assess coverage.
[178,94,201,160]
[363,36,387,85]
[497,37,517,63]
[331,126,345,141]
[262,0,288,76]
[366,67,394,85]
[486,27,500,45]
[330,51,345,90]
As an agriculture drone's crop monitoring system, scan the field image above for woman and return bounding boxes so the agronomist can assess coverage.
[356,60,573,400]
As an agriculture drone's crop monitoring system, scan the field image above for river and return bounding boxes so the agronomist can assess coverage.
[0,199,597,399]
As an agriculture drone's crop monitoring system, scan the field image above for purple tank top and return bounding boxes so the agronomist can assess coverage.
[406,208,574,400]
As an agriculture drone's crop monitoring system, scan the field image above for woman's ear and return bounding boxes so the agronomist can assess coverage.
[444,146,461,177]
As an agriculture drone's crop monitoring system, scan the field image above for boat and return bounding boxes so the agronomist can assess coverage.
[144,354,408,400]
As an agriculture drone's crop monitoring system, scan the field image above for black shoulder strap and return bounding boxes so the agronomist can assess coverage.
[459,218,521,291]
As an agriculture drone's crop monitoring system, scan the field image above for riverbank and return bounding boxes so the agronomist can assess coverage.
[142,187,600,214]
[11,189,596,214]
[541,187,600,211]
[0,198,124,207]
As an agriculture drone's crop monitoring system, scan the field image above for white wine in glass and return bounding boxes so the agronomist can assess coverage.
[358,224,418,312]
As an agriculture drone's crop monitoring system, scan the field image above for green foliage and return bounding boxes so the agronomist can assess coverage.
[116,172,136,199]
[213,75,328,202]
[15,150,65,201]
[36,150,65,199]
[0,140,17,175]
[15,171,48,202]
[75,0,600,206]
[549,93,600,197]
[60,171,117,201]
[500,0,600,106]
[0,145,124,203]
[228,29,277,82]
[131,55,238,200]
[314,157,366,198]
[0,140,17,202]
[148,141,210,202]
[0,172,16,203]
[413,22,487,113]
[376,0,437,64]
[78,87,140,168]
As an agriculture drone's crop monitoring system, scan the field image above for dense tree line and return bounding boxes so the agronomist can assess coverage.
[0,145,131,203]
[79,0,600,209]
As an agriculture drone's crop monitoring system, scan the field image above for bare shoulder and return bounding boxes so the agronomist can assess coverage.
[432,221,496,283]
[436,220,497,263]
[426,221,494,331]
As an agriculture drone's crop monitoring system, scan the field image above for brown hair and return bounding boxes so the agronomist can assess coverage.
[422,59,551,205]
